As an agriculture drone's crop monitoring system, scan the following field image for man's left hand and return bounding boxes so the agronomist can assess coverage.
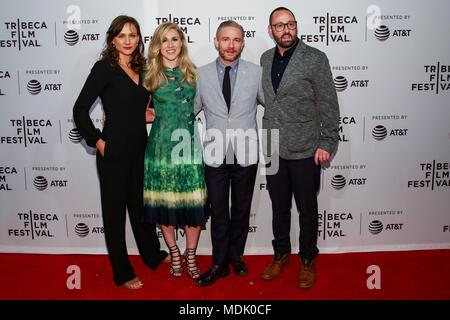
[314,148,330,165]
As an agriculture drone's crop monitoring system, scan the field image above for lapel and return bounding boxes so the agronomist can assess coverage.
[263,48,276,97]
[207,62,228,113]
[230,59,245,109]
[275,40,305,96]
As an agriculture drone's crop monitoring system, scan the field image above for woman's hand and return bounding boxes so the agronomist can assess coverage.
[96,138,106,157]
[146,108,155,123]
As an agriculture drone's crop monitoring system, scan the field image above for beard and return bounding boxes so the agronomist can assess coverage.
[275,33,297,49]
[219,48,242,63]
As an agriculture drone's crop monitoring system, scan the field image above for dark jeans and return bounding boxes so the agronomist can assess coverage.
[266,156,320,260]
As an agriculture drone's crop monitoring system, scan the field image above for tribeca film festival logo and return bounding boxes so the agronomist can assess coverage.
[8,210,58,239]
[0,117,52,146]
[150,14,201,44]
[333,65,369,92]
[31,166,67,191]
[366,5,412,42]
[0,19,49,50]
[0,70,11,96]
[371,115,408,141]
[63,5,100,46]
[300,13,358,45]
[411,62,450,94]
[0,166,18,191]
[24,69,62,95]
[217,15,257,39]
[318,211,354,239]
[338,116,359,143]
[329,164,367,190]
[408,161,449,190]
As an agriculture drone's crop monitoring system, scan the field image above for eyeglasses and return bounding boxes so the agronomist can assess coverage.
[271,21,297,32]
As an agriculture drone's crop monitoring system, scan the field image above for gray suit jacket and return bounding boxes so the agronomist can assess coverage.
[260,39,339,160]
[195,59,264,167]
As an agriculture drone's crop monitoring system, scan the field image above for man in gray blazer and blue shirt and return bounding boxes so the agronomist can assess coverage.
[260,7,339,288]
[194,20,264,286]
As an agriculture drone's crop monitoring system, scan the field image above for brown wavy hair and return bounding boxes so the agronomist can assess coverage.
[143,22,197,92]
[100,15,145,73]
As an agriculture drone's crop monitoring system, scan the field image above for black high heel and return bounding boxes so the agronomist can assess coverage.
[184,248,200,280]
[168,245,183,277]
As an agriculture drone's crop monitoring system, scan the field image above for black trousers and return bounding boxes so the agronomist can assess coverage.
[266,156,321,260]
[205,161,258,266]
[96,153,167,285]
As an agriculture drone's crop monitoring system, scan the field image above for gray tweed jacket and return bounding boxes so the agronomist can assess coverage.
[260,39,339,160]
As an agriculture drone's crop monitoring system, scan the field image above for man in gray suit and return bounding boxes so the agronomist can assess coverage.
[260,7,339,288]
[194,20,264,286]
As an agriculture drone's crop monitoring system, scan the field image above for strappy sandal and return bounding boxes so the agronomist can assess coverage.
[184,248,200,280]
[168,245,183,277]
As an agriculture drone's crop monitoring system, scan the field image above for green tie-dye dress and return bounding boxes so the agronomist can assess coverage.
[143,67,207,226]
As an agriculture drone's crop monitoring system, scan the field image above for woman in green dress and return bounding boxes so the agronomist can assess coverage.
[143,22,206,280]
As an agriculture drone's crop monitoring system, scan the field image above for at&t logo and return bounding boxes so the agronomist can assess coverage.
[74,223,104,237]
[64,30,79,45]
[374,25,411,41]
[75,223,89,237]
[372,125,408,141]
[369,220,383,234]
[368,220,403,235]
[27,80,41,94]
[26,79,61,95]
[69,128,83,143]
[331,174,367,190]
[63,30,99,46]
[334,76,369,91]
[33,175,67,190]
[366,7,412,42]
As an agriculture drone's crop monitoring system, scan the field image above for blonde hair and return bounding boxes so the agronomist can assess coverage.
[144,22,197,92]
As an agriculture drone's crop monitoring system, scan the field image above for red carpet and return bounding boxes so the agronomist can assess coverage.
[0,250,449,300]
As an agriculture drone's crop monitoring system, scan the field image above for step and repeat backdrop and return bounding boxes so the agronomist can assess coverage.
[1,0,449,255]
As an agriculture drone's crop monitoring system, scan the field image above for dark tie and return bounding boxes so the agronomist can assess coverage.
[222,66,231,111]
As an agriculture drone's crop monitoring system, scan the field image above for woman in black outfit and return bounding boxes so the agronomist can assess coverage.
[73,15,168,290]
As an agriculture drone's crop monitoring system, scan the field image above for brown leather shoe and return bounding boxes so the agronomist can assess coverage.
[298,258,316,288]
[261,253,289,280]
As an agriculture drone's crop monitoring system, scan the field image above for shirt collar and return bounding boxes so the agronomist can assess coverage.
[216,57,239,72]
